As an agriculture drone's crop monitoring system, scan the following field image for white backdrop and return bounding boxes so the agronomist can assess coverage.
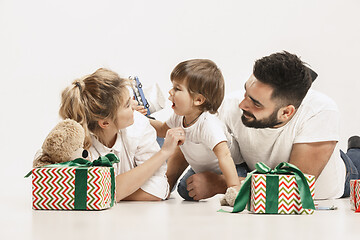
[1,0,359,191]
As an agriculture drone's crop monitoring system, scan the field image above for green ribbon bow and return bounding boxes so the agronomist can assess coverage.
[232,162,315,213]
[25,153,119,178]
[25,153,119,210]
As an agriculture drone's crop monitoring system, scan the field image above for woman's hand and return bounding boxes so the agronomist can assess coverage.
[161,127,185,155]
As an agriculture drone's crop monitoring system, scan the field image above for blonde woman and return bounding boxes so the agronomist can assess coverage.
[59,68,184,202]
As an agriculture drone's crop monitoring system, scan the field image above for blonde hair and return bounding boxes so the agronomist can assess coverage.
[59,68,129,149]
[170,59,224,114]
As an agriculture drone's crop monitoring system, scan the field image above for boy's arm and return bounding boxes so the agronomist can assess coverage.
[186,141,243,201]
[289,141,337,179]
[213,141,240,190]
[149,119,170,138]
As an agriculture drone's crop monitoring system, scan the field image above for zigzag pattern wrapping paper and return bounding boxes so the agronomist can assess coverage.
[350,179,360,212]
[32,167,113,210]
[250,173,315,214]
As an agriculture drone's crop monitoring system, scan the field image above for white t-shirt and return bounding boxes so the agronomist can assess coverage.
[166,112,236,174]
[218,89,346,200]
[88,111,169,200]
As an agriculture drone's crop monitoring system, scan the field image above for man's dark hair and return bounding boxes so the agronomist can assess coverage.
[253,51,312,108]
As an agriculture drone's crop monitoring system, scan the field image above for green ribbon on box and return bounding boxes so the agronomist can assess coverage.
[25,153,119,210]
[231,162,315,213]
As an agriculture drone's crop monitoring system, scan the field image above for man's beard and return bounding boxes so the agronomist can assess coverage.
[241,108,283,129]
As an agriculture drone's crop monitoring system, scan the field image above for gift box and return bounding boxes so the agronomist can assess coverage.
[26,154,118,210]
[231,162,316,214]
[250,173,315,214]
[350,179,360,212]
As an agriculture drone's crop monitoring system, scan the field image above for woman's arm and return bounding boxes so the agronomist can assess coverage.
[115,127,185,201]
[213,141,240,190]
[123,188,162,201]
[166,146,189,191]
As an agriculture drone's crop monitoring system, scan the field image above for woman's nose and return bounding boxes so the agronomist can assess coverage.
[131,98,138,110]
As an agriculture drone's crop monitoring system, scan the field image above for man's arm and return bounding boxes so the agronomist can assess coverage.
[166,147,189,192]
[289,141,337,179]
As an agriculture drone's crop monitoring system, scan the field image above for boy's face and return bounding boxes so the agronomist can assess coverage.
[168,80,195,116]
[238,75,284,128]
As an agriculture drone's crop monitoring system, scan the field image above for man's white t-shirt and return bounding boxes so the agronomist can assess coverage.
[166,112,235,174]
[89,111,169,200]
[218,89,346,199]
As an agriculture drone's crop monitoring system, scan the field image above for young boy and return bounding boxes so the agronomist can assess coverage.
[151,59,240,201]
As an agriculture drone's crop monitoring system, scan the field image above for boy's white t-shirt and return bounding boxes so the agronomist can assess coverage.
[166,112,236,174]
[88,111,169,200]
[219,89,346,200]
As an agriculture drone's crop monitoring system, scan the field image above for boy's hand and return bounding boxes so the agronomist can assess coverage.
[134,105,148,116]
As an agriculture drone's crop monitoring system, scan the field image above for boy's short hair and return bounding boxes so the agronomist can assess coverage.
[253,51,312,109]
[170,59,224,114]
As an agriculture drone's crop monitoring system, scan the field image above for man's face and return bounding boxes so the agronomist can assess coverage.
[239,75,283,129]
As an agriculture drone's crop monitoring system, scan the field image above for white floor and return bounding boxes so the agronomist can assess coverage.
[2,179,359,240]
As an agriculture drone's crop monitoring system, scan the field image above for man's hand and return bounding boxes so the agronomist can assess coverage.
[186,172,227,200]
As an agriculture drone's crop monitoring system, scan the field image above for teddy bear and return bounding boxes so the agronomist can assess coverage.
[33,119,87,167]
[220,178,247,207]
[220,187,239,207]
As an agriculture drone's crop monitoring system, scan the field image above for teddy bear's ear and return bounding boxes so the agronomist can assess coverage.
[43,131,65,153]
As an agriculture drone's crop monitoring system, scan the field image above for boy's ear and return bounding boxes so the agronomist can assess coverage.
[193,94,206,106]
[98,119,110,129]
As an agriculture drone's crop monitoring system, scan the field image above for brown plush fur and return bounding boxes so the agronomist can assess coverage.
[33,119,85,167]
[220,187,238,207]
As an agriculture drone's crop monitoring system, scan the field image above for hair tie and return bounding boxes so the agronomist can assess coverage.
[75,82,82,92]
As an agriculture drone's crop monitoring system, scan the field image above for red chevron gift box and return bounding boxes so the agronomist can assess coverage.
[350,179,360,212]
[26,154,118,210]
[249,173,315,214]
[230,162,315,214]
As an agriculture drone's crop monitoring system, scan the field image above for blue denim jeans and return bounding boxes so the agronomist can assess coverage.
[156,137,164,148]
[341,149,360,197]
[177,162,250,201]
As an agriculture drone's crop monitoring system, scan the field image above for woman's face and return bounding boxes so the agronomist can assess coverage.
[114,90,137,130]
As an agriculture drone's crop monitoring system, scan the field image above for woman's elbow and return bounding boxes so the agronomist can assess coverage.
[118,189,163,201]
